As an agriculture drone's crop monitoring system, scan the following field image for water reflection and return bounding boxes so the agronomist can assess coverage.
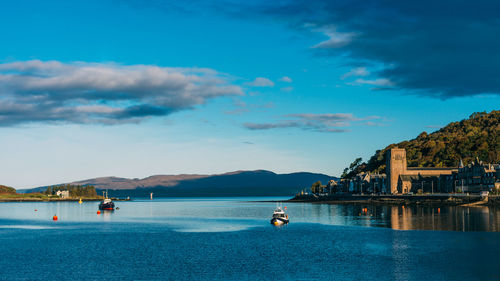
[0,198,499,232]
[288,203,500,231]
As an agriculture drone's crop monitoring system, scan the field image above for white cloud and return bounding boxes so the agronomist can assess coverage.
[312,26,355,49]
[341,67,370,80]
[246,77,274,87]
[244,113,382,133]
[280,87,294,92]
[353,78,393,86]
[279,76,292,83]
[0,60,243,126]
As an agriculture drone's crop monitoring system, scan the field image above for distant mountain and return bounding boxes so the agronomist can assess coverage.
[342,110,499,178]
[21,170,336,197]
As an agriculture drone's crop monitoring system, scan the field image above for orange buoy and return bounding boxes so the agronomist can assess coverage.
[52,215,58,221]
[97,210,101,215]
[438,208,440,213]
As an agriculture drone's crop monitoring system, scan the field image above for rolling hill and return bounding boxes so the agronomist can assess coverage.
[20,170,336,197]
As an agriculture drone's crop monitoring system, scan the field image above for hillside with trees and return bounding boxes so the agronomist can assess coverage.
[0,185,16,194]
[44,184,97,197]
[342,110,499,178]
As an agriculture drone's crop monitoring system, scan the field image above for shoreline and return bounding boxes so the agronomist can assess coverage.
[285,194,500,206]
[0,197,130,202]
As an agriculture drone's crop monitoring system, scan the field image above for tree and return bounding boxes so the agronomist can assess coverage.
[311,181,322,194]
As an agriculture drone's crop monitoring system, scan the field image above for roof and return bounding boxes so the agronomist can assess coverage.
[399,174,439,182]
[407,167,457,171]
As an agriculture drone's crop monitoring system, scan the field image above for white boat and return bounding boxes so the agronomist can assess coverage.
[270,206,289,226]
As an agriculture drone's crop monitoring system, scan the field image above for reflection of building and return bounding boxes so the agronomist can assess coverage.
[390,206,413,230]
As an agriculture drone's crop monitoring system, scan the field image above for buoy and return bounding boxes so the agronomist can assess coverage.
[97,210,101,215]
[438,208,440,213]
[274,221,279,226]
[53,215,58,221]
[79,198,83,204]
[34,209,38,212]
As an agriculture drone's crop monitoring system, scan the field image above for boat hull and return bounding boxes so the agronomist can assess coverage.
[270,217,289,226]
[98,202,115,210]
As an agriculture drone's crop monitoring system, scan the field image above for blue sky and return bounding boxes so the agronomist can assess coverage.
[1,0,498,188]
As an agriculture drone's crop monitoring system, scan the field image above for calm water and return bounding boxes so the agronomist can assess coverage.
[0,198,499,280]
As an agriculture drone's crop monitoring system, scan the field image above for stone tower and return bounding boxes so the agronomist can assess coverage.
[386,148,407,194]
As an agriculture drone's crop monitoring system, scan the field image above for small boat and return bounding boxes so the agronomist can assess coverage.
[270,206,289,226]
[98,191,115,210]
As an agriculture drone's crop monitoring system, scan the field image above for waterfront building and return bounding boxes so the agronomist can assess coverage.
[348,172,387,194]
[386,148,456,194]
[337,148,499,195]
[456,158,500,192]
[385,148,500,194]
[56,190,70,198]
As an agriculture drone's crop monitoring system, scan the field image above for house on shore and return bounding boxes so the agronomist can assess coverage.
[56,190,70,198]
[328,148,500,195]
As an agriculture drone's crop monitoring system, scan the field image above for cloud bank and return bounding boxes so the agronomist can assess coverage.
[0,60,243,126]
[240,0,500,99]
[244,113,381,133]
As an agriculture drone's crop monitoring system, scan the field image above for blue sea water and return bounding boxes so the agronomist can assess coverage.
[0,198,499,280]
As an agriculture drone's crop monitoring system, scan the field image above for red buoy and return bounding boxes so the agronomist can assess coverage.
[53,215,58,221]
[97,210,101,215]
[34,209,38,212]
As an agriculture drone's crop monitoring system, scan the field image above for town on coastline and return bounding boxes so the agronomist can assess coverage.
[294,148,500,205]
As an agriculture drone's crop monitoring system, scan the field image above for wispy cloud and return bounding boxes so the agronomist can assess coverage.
[225,99,274,115]
[352,78,393,87]
[341,67,369,80]
[312,26,355,48]
[0,60,243,126]
[280,86,294,92]
[246,77,274,87]
[425,125,443,129]
[279,76,292,83]
[244,113,381,133]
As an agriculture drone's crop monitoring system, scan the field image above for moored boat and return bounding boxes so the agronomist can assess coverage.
[270,206,289,226]
[98,191,115,210]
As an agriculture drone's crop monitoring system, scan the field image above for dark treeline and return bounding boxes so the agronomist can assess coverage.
[342,110,499,178]
[44,184,97,197]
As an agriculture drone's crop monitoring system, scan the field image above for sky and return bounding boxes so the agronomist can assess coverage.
[1,0,499,188]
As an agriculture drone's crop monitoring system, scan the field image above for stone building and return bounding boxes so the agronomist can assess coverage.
[349,172,387,194]
[456,158,499,192]
[386,148,457,194]
[337,148,499,195]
